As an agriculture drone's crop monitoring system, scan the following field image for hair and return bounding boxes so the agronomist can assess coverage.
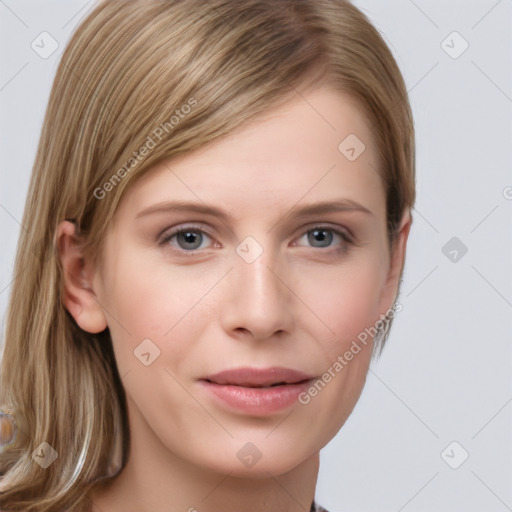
[0,0,415,510]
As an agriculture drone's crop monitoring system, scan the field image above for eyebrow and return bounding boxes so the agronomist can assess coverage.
[135,198,374,221]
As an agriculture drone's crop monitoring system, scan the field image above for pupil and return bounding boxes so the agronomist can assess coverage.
[178,231,202,250]
[308,229,332,247]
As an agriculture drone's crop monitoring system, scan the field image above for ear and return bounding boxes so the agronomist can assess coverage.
[56,220,108,333]
[378,209,413,313]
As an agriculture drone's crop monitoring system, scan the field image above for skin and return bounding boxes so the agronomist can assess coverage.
[57,85,411,512]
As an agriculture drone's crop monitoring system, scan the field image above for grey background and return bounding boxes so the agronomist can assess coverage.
[0,1,511,511]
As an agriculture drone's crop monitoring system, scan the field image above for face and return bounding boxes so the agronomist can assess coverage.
[87,85,405,477]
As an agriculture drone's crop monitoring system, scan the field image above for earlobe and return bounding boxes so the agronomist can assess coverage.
[56,220,108,334]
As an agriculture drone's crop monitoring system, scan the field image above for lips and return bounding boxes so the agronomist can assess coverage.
[198,367,316,415]
[201,367,314,388]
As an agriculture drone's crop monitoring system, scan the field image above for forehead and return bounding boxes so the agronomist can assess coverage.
[120,86,385,222]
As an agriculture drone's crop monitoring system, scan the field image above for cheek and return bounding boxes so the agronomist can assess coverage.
[101,253,219,369]
[292,259,384,444]
[300,253,387,350]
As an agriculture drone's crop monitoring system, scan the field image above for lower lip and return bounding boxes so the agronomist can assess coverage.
[199,380,314,415]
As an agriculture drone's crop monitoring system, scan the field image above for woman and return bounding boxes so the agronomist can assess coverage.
[0,1,415,510]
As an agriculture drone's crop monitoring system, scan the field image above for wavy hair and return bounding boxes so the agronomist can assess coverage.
[0,0,415,510]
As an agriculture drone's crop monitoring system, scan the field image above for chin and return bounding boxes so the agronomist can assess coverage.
[190,434,319,479]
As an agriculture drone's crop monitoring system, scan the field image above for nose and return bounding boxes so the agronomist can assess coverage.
[219,246,294,341]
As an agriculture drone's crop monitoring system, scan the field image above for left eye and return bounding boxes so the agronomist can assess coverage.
[296,228,349,249]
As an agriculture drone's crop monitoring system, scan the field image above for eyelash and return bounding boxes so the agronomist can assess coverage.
[158,224,354,257]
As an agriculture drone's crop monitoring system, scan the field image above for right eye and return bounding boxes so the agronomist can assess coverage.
[160,227,214,252]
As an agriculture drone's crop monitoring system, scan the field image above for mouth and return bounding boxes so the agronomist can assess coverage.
[200,366,315,388]
[198,367,315,415]
[203,380,306,388]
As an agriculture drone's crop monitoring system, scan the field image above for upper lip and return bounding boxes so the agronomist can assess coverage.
[201,367,314,388]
